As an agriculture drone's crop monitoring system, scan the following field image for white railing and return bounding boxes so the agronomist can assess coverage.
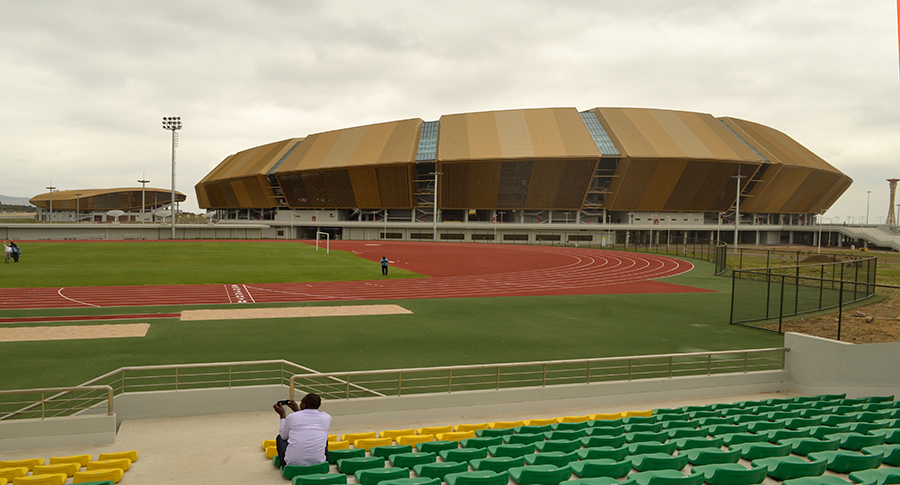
[0,386,113,421]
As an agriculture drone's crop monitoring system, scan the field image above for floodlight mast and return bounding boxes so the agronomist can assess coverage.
[46,184,56,223]
[162,117,182,239]
[732,167,746,254]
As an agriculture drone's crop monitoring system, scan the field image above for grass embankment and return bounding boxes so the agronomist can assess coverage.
[0,241,424,288]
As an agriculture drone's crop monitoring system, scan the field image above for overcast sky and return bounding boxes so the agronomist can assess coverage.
[1,1,898,222]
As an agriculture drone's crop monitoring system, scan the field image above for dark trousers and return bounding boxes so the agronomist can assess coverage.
[275,435,328,467]
[382,265,388,275]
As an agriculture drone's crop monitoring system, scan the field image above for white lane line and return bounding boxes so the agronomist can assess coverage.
[242,284,256,303]
[224,284,233,304]
[57,288,100,308]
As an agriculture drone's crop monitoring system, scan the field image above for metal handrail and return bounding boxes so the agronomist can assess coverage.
[0,385,114,420]
[289,348,787,400]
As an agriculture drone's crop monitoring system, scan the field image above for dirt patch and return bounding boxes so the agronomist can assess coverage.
[0,323,150,342]
[761,288,900,343]
[180,304,412,321]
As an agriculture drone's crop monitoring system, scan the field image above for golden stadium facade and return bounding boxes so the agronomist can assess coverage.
[196,107,850,225]
[30,188,187,223]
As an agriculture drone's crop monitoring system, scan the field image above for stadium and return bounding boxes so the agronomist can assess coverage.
[29,188,187,224]
[195,106,853,246]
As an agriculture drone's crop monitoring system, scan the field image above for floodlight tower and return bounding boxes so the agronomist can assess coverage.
[731,167,746,254]
[887,179,899,227]
[46,184,56,223]
[162,117,182,239]
[430,171,443,241]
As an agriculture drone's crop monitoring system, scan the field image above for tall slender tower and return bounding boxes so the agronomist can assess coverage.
[888,178,900,226]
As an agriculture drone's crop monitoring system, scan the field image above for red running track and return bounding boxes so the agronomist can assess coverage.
[0,241,711,310]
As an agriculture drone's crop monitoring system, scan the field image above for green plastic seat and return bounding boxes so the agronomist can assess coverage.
[696,417,732,427]
[731,414,770,424]
[681,405,716,413]
[622,416,658,424]
[746,406,780,414]
[283,462,331,480]
[328,448,365,465]
[462,437,503,448]
[862,402,896,412]
[781,476,856,485]
[780,417,823,430]
[487,443,534,458]
[566,458,629,478]
[805,425,847,439]
[337,456,385,475]
[503,433,544,445]
[355,467,410,485]
[586,425,626,436]
[476,429,512,438]
[439,447,488,463]
[808,450,884,474]
[470,456,526,473]
[577,445,629,461]
[831,405,866,415]
[684,447,741,466]
[581,435,626,448]
[292,474,349,485]
[662,421,697,430]
[703,424,749,436]
[720,408,756,417]
[862,444,900,466]
[852,412,892,423]
[863,396,895,403]
[444,471,509,485]
[746,421,783,433]
[625,423,663,433]
[750,456,828,481]
[730,442,792,460]
[625,431,669,443]
[722,433,767,446]
[544,430,585,440]
[762,428,811,443]
[627,441,677,455]
[507,465,572,485]
[379,478,441,485]
[667,428,707,439]
[553,421,590,431]
[827,432,886,451]
[656,415,692,423]
[822,414,858,426]
[765,411,802,421]
[565,478,620,485]
[779,437,841,456]
[673,436,723,451]
[516,425,553,434]
[799,408,834,418]
[371,445,414,458]
[388,452,435,468]
[629,452,689,472]
[535,439,581,453]
[523,451,579,467]
[416,441,458,453]
[872,429,900,446]
[590,419,625,428]
[653,408,682,415]
[621,469,704,485]
[848,468,900,485]
[691,463,767,485]
[412,461,468,481]
[710,403,743,411]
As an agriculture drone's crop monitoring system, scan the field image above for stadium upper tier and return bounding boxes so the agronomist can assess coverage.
[195,107,851,214]
[30,188,187,211]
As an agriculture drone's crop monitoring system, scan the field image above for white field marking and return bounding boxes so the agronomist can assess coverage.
[57,288,100,308]
[242,284,256,303]
[364,243,380,246]
[351,250,362,254]
[231,284,247,303]
[224,285,233,304]
[0,323,150,342]
[180,304,413,321]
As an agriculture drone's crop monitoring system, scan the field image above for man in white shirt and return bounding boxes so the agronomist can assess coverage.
[274,393,332,467]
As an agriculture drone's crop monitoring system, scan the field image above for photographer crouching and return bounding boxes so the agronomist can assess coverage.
[274,393,331,468]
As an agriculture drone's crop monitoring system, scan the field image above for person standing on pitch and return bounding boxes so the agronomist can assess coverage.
[3,242,10,263]
[380,256,389,275]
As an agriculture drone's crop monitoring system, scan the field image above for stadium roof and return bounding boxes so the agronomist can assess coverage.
[30,188,187,212]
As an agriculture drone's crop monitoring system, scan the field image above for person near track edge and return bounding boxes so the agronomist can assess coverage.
[380,255,389,275]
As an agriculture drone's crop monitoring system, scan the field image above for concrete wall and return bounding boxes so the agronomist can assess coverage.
[0,223,267,240]
[784,332,900,397]
[0,414,116,452]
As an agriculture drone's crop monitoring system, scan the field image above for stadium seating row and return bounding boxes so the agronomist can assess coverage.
[261,395,900,485]
[0,450,137,484]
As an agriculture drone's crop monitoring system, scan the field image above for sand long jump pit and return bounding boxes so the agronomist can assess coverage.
[180,304,412,321]
[0,323,151,342]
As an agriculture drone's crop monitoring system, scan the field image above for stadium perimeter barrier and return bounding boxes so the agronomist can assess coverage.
[0,348,785,421]
[729,255,877,337]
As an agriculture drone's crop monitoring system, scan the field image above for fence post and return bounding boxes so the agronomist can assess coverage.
[707,354,712,376]
[496,367,500,390]
[587,361,591,384]
[542,364,547,386]
[175,368,179,391]
[668,357,673,378]
[729,271,736,324]
[228,365,232,388]
[41,392,45,419]
[448,369,453,393]
[628,359,633,381]
[398,372,402,397]
[837,279,844,341]
[778,276,785,333]
[744,352,749,373]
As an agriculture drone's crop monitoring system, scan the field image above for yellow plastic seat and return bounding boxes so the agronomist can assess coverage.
[622,410,654,418]
[0,469,28,482]
[0,461,44,473]
[437,431,477,442]
[557,415,592,423]
[397,434,436,446]
[329,435,337,442]
[85,459,131,472]
[489,421,524,430]
[12,474,67,485]
[456,424,490,432]
[342,431,378,442]
[591,413,622,421]
[354,437,394,451]
[266,446,278,459]
[98,451,138,463]
[418,426,453,436]
[527,418,559,426]
[73,468,124,484]
[32,464,79,478]
[382,429,417,440]
[263,438,277,450]
[48,455,91,468]
[329,440,350,450]
[0,477,6,485]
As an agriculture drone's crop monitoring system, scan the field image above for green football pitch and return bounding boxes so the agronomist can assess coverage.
[0,242,784,391]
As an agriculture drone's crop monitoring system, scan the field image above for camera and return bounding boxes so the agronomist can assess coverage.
[277,399,291,406]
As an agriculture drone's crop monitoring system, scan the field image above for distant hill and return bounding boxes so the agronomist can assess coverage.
[0,195,34,206]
